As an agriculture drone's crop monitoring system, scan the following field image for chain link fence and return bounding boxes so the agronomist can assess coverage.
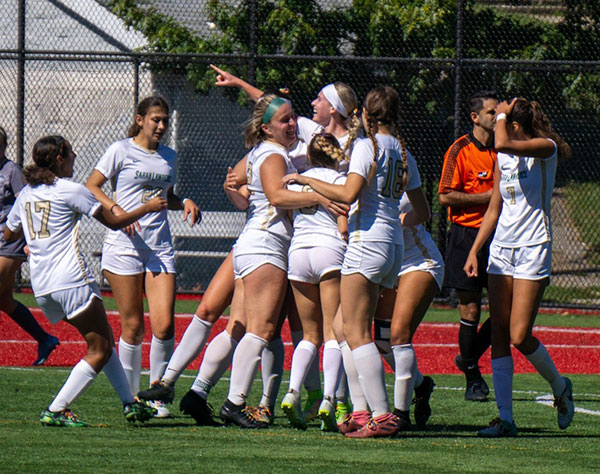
[1,0,599,307]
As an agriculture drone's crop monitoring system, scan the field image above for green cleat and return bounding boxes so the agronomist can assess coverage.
[317,396,338,432]
[335,401,351,425]
[40,408,88,427]
[123,399,157,424]
[281,391,307,430]
[302,389,323,422]
[477,417,518,438]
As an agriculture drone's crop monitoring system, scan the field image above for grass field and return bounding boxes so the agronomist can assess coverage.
[1,368,599,473]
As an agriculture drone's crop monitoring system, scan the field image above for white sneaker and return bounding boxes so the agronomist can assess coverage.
[554,377,574,430]
[149,400,171,418]
[317,397,337,432]
[281,391,306,430]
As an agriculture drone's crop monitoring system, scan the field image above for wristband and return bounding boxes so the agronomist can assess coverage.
[110,203,118,213]
[496,113,507,121]
[181,197,190,206]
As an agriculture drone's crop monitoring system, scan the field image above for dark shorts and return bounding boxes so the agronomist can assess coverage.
[0,235,26,259]
[442,223,490,292]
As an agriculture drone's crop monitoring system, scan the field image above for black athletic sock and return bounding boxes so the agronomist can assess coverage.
[9,302,48,343]
[475,317,492,361]
[458,319,482,383]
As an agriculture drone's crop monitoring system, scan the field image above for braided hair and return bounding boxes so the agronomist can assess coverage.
[362,86,407,188]
[308,133,345,169]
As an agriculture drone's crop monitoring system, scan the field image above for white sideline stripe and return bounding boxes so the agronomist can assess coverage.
[535,394,600,416]
[423,322,600,335]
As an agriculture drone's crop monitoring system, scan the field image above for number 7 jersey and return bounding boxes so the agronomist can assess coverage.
[6,178,101,296]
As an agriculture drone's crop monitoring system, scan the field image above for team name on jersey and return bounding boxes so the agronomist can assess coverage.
[134,170,172,182]
[501,170,528,182]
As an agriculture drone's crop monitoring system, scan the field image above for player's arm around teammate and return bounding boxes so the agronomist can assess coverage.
[4,135,166,426]
[464,98,574,437]
[85,97,200,409]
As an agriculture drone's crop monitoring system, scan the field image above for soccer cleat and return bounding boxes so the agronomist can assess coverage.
[392,409,412,432]
[302,389,323,422]
[33,336,59,366]
[148,400,171,418]
[335,401,351,425]
[247,405,274,425]
[137,380,175,404]
[413,375,435,427]
[465,379,489,402]
[123,399,156,423]
[345,412,400,438]
[40,408,88,427]
[281,391,307,430]
[455,355,490,396]
[220,399,268,429]
[554,377,574,430]
[337,410,370,435]
[317,397,338,432]
[477,417,518,438]
[179,390,219,426]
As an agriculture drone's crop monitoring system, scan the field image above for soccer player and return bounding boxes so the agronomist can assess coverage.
[0,126,59,365]
[280,133,348,431]
[86,96,201,417]
[464,97,574,437]
[4,135,165,426]
[438,91,498,401]
[373,191,443,430]
[282,86,428,438]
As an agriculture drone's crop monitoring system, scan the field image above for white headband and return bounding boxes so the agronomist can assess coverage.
[321,84,348,118]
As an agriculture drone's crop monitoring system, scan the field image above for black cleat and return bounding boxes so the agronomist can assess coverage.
[392,409,412,432]
[413,375,435,427]
[137,380,175,404]
[179,390,219,426]
[33,336,59,366]
[220,399,268,429]
[465,379,489,402]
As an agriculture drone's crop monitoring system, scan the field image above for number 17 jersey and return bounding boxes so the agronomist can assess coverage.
[6,179,101,296]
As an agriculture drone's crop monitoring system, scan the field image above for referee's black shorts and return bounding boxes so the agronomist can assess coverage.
[442,223,490,292]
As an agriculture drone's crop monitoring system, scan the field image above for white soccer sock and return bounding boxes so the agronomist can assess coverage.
[103,349,134,404]
[118,337,142,395]
[48,359,98,412]
[191,330,238,398]
[525,342,566,396]
[288,340,318,393]
[149,335,175,386]
[227,333,268,406]
[260,337,284,409]
[352,343,389,417]
[322,339,342,399]
[392,344,416,411]
[491,356,514,423]
[340,341,368,411]
[163,316,213,385]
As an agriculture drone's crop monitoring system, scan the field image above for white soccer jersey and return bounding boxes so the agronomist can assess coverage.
[288,167,347,251]
[94,138,176,249]
[348,135,421,244]
[238,141,295,241]
[288,116,323,172]
[6,179,101,296]
[494,139,557,247]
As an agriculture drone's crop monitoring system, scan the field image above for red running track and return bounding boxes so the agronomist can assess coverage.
[1,309,599,373]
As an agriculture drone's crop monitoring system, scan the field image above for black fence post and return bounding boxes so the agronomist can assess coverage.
[16,0,26,167]
[248,0,257,83]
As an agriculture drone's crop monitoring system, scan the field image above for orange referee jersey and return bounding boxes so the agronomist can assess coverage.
[438,132,497,228]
